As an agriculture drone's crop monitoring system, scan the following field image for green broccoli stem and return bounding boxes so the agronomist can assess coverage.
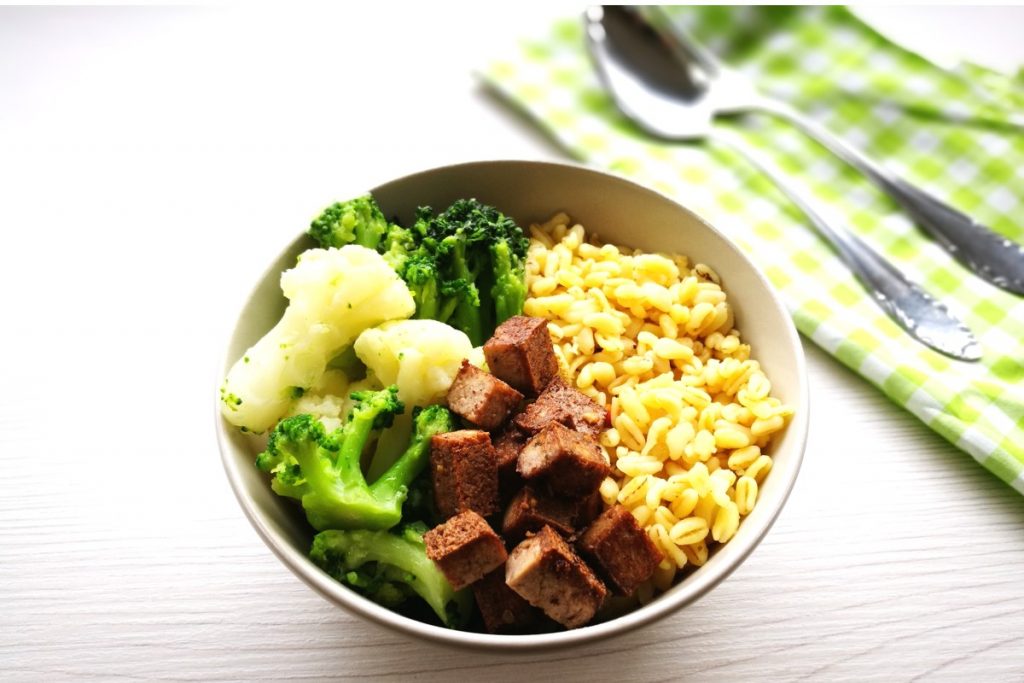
[435,289,460,323]
[412,278,440,320]
[370,422,432,502]
[335,410,375,487]
[476,256,496,339]
[490,240,527,325]
[446,240,484,346]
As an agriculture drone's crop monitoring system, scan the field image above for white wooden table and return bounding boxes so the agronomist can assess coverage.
[2,6,1022,681]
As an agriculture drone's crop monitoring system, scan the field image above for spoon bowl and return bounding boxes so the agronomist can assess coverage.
[584,6,714,141]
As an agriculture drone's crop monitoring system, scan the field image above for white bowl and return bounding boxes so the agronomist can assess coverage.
[215,160,808,651]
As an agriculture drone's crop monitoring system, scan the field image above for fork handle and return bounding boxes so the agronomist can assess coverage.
[755,97,1024,295]
[711,129,980,361]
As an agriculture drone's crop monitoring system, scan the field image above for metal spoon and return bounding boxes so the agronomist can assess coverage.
[633,5,1024,296]
[584,5,981,361]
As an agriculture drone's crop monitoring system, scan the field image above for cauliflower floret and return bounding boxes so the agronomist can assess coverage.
[289,393,346,433]
[467,346,488,371]
[353,319,472,408]
[286,369,350,432]
[221,246,415,433]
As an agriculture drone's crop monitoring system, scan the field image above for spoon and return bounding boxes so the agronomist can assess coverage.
[633,5,1024,296]
[584,5,981,361]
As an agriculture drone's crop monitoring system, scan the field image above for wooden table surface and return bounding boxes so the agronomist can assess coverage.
[2,6,1022,681]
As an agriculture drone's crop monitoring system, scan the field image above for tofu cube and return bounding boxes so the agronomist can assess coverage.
[501,486,577,543]
[578,506,664,596]
[517,422,610,498]
[483,316,559,396]
[430,430,500,519]
[505,525,608,629]
[514,377,610,438]
[492,425,527,494]
[471,566,540,634]
[446,360,523,430]
[424,510,508,591]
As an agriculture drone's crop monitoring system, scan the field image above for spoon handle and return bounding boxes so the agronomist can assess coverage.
[756,97,1024,295]
[711,129,981,361]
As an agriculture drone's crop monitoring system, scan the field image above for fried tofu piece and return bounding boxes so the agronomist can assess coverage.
[514,377,610,438]
[424,510,508,591]
[517,422,610,498]
[501,486,577,543]
[492,425,528,494]
[573,490,605,529]
[430,430,499,519]
[446,360,523,430]
[483,316,559,396]
[505,525,608,629]
[578,506,664,596]
[471,566,540,634]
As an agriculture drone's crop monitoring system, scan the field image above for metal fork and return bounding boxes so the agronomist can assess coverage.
[636,5,1024,296]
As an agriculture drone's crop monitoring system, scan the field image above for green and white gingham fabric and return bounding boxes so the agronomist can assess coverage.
[481,6,1024,493]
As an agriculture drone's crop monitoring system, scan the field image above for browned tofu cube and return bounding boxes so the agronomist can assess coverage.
[505,525,608,629]
[514,377,610,438]
[578,506,664,596]
[517,422,611,498]
[424,510,508,591]
[483,316,559,396]
[430,430,499,519]
[502,486,577,543]
[492,425,527,494]
[471,566,540,634]
[573,490,605,529]
[446,360,524,430]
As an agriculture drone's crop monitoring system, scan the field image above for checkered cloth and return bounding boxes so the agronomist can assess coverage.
[480,6,1024,493]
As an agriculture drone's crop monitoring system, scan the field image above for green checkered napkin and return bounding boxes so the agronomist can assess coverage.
[481,6,1024,493]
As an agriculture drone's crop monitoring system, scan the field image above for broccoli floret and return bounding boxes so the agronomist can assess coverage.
[310,522,472,627]
[370,404,457,504]
[490,238,528,328]
[256,390,457,531]
[309,195,390,250]
[379,223,416,274]
[404,251,443,321]
[421,199,529,345]
[307,194,529,345]
[437,232,487,346]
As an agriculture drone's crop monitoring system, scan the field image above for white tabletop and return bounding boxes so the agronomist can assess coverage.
[2,6,1023,681]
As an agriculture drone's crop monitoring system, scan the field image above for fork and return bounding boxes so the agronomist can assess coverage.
[638,5,1024,295]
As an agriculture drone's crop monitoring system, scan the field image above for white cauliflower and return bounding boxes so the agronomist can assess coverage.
[467,346,489,371]
[286,369,350,432]
[221,246,415,433]
[353,319,472,408]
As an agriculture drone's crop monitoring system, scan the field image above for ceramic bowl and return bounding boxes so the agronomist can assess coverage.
[216,160,808,650]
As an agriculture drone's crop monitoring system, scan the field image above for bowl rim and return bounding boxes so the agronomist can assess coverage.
[215,158,809,651]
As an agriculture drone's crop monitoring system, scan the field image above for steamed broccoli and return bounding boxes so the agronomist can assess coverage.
[426,198,529,345]
[310,522,472,627]
[307,195,529,345]
[378,221,417,274]
[255,388,457,531]
[309,195,390,250]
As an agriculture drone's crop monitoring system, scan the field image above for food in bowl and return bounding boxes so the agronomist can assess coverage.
[524,214,793,599]
[218,190,792,634]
